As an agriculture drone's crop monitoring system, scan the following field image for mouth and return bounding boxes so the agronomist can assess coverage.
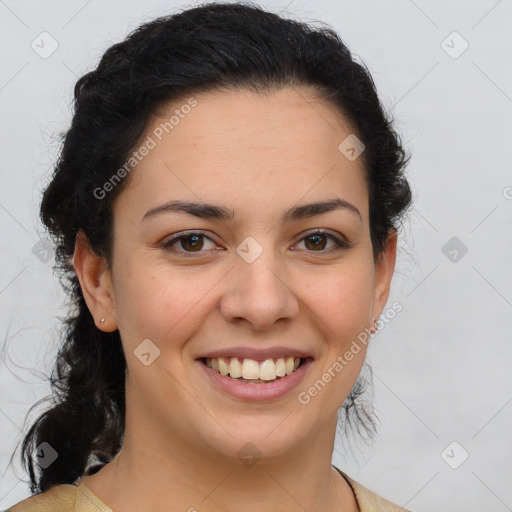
[199,356,309,384]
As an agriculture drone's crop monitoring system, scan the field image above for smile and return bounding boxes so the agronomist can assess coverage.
[197,356,314,401]
[202,356,304,383]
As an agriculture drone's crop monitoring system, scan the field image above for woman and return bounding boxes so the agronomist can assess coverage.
[7,2,413,511]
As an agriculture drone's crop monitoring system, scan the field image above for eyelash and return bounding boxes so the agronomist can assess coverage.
[161,229,351,257]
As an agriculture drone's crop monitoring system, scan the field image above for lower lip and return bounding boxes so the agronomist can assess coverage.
[196,358,313,402]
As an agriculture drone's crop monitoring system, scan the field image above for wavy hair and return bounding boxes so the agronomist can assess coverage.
[14,1,412,494]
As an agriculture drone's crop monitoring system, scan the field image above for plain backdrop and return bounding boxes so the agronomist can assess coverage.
[1,1,511,511]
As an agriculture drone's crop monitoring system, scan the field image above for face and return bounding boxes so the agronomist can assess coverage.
[75,86,396,466]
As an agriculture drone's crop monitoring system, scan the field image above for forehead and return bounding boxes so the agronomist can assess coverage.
[113,86,368,223]
[148,86,359,158]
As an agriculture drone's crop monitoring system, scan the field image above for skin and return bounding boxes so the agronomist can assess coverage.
[74,86,396,512]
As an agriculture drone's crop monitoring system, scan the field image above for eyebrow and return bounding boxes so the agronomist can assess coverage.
[141,198,362,223]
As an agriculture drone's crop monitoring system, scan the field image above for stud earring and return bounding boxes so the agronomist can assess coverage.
[100,318,105,325]
[371,316,378,334]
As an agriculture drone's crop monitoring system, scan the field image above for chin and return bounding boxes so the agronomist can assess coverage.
[195,414,308,464]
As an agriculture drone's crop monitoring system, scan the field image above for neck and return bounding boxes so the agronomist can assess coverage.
[78,403,359,512]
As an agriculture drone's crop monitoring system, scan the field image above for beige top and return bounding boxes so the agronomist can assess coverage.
[5,467,410,512]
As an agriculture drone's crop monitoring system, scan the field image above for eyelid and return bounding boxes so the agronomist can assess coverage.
[294,228,349,244]
[162,230,218,250]
[292,229,351,252]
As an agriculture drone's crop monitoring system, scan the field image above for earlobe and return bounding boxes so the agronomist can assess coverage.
[372,229,397,319]
[72,230,117,331]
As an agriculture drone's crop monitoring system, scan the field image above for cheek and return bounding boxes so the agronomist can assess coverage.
[302,265,373,408]
[303,260,375,329]
[113,258,213,346]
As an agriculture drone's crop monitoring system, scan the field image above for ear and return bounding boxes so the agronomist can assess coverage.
[372,228,397,319]
[73,230,117,331]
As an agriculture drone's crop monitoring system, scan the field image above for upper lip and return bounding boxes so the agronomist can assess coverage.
[196,346,314,361]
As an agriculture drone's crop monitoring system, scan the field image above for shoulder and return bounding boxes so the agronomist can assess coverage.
[5,484,79,512]
[335,467,412,512]
[5,483,112,512]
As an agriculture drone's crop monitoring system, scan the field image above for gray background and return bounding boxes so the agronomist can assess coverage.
[1,0,511,510]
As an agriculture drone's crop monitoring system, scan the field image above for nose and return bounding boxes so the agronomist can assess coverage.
[219,252,300,331]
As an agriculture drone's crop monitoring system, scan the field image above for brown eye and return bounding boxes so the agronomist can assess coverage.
[162,232,217,255]
[294,230,350,253]
[304,233,328,250]
[179,234,204,251]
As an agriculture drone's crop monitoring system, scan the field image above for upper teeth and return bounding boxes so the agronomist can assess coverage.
[205,356,301,381]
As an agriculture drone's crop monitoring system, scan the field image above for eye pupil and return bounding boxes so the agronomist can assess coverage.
[181,235,203,251]
[305,234,326,250]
